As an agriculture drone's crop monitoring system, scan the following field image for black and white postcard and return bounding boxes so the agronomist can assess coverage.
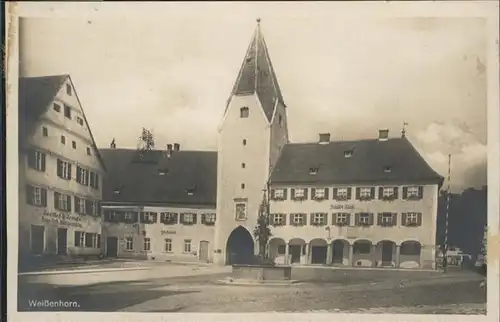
[5,1,499,322]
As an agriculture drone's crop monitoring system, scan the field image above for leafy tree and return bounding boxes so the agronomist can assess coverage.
[253,192,272,261]
[138,128,155,152]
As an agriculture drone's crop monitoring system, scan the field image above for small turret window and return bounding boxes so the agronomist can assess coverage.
[240,107,249,118]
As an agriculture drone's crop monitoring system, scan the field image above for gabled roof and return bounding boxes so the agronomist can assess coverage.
[270,137,444,185]
[19,75,67,124]
[99,148,217,206]
[18,75,107,171]
[227,19,285,122]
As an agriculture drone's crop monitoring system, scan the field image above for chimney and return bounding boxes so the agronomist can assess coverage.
[110,138,116,149]
[167,144,173,151]
[174,143,180,151]
[378,129,389,141]
[318,133,330,144]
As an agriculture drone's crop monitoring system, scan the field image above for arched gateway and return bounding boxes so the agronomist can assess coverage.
[226,226,255,265]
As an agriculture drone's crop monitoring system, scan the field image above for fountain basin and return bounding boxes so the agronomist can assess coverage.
[231,264,292,281]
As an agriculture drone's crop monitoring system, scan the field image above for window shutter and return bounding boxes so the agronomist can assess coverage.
[417,213,422,226]
[378,187,383,199]
[393,187,399,199]
[347,213,351,225]
[369,213,374,225]
[192,214,197,224]
[402,213,407,226]
[57,159,62,177]
[41,188,47,207]
[392,213,397,226]
[140,212,145,223]
[201,213,206,224]
[377,213,383,226]
[95,174,99,189]
[85,170,90,186]
[303,188,309,200]
[370,187,375,199]
[86,199,92,215]
[302,213,307,225]
[283,188,288,200]
[355,188,360,200]
[269,213,275,225]
[98,202,102,216]
[402,187,408,199]
[289,214,293,226]
[270,189,276,200]
[152,213,158,223]
[291,188,296,200]
[76,166,81,182]
[332,213,337,224]
[323,213,328,225]
[26,185,33,205]
[332,188,338,199]
[347,187,352,200]
[311,188,316,199]
[54,192,59,210]
[67,195,72,211]
[418,186,424,199]
[355,213,360,225]
[97,234,101,248]
[75,197,80,213]
[324,188,329,199]
[74,232,80,247]
[41,153,46,171]
[68,164,72,179]
[309,213,314,225]
[27,150,35,169]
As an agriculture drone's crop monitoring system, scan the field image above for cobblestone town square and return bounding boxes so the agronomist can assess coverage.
[18,266,486,314]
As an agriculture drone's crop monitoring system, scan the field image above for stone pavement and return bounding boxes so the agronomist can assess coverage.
[18,266,486,314]
[281,303,486,314]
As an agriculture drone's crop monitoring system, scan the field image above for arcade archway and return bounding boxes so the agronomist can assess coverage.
[226,226,255,265]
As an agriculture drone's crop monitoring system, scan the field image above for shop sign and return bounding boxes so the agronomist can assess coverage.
[41,211,83,228]
[161,230,176,235]
[330,204,355,210]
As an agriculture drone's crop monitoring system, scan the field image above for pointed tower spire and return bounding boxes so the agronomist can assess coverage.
[229,18,285,121]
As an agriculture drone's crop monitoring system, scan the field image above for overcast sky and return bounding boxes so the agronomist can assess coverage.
[18,3,488,192]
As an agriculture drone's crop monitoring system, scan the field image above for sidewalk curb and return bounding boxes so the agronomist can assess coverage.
[216,278,302,286]
[292,265,439,273]
[18,266,152,276]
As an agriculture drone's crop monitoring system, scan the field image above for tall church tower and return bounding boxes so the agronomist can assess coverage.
[213,19,289,265]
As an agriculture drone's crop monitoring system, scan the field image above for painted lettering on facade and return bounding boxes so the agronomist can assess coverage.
[41,211,83,228]
[161,230,176,235]
[330,204,355,210]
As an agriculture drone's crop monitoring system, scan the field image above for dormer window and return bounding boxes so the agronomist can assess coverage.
[384,166,392,173]
[113,189,120,194]
[158,169,169,176]
[186,185,196,196]
[240,107,249,118]
[344,150,353,158]
[309,167,319,175]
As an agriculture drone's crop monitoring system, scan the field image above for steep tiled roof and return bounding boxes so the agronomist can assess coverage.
[228,20,285,122]
[270,137,444,185]
[18,75,106,171]
[99,148,217,206]
[19,75,67,126]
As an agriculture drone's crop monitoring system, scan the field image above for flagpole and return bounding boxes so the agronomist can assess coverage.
[443,154,451,273]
